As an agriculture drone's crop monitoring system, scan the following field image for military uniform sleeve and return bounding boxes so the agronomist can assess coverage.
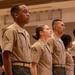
[2,29,14,53]
[66,52,74,75]
[69,45,75,56]
[66,52,74,65]
[31,45,43,63]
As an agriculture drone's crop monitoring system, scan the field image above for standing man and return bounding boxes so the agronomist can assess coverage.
[2,3,31,75]
[47,19,66,75]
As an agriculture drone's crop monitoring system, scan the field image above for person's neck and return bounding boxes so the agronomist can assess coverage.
[54,31,62,38]
[40,36,49,43]
[16,22,25,29]
[18,23,25,28]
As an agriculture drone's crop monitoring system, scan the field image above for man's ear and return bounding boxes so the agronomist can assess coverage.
[54,25,57,30]
[14,13,19,18]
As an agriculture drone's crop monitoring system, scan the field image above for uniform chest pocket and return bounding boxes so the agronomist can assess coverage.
[54,42,62,52]
[41,51,47,62]
[15,35,25,48]
[42,47,52,64]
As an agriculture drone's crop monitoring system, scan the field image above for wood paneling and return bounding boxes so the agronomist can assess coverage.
[0,0,71,9]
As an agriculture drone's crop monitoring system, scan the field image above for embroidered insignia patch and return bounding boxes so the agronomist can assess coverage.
[47,42,51,46]
[4,36,9,41]
[31,47,37,53]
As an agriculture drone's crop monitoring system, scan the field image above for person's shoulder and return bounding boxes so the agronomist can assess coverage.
[31,42,39,52]
[47,36,54,44]
[72,41,75,45]
[31,41,45,54]
[66,51,70,55]
[32,41,40,48]
[7,23,18,31]
[7,23,17,30]
[2,24,17,37]
[32,41,43,50]
[71,41,75,50]
[4,24,15,32]
[25,30,29,36]
[68,45,75,51]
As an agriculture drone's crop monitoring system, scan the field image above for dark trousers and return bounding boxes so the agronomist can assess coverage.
[12,65,31,75]
[53,67,66,75]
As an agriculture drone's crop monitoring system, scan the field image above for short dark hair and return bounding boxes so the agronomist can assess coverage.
[73,29,75,37]
[52,19,62,30]
[10,3,24,16]
[61,34,72,49]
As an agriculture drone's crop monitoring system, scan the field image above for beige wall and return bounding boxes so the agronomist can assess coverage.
[65,22,75,41]
[25,26,36,45]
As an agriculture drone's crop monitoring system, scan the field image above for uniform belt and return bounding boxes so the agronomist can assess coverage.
[12,61,30,68]
[53,64,65,67]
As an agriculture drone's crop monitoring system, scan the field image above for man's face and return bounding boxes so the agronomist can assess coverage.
[16,5,30,24]
[67,41,72,48]
[54,21,65,35]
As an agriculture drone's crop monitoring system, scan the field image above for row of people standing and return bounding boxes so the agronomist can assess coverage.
[1,3,75,75]
[31,20,75,75]
[31,19,66,75]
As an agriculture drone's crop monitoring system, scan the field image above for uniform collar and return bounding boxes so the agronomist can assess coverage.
[38,39,46,46]
[52,33,61,42]
[13,22,25,34]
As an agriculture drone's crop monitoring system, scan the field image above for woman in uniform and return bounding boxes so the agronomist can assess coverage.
[61,34,74,75]
[31,24,53,75]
